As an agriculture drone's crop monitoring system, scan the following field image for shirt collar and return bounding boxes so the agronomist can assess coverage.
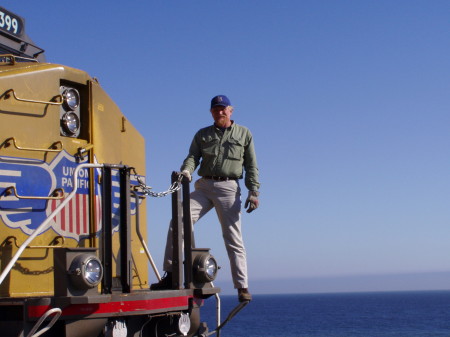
[214,120,234,131]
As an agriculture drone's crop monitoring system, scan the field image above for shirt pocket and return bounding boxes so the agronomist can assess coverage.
[201,136,219,159]
[226,137,244,160]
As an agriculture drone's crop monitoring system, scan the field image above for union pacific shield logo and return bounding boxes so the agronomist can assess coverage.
[0,151,143,241]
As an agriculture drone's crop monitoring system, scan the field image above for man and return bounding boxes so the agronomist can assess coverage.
[151,95,260,302]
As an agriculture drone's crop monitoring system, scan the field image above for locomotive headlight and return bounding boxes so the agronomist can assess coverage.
[61,112,80,135]
[69,253,103,289]
[205,257,217,280]
[193,252,218,283]
[84,258,103,285]
[62,88,80,111]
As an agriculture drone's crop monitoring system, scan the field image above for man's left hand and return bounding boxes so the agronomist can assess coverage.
[244,191,259,213]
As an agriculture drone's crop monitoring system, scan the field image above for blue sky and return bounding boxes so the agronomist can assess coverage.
[4,1,450,294]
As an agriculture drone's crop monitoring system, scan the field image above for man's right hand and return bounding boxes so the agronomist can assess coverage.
[180,170,192,182]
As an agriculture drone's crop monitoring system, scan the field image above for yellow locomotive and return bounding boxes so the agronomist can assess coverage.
[0,7,223,337]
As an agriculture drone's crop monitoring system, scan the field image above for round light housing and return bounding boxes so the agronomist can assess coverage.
[62,88,80,111]
[193,253,218,283]
[61,112,80,135]
[69,254,103,289]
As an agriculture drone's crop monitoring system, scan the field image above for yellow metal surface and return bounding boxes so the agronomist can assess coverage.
[0,63,88,296]
[90,81,149,289]
[0,62,149,296]
[0,63,90,161]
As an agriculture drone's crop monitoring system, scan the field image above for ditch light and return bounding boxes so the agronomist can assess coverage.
[54,248,103,297]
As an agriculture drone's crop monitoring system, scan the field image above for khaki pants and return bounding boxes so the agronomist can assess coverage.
[163,178,248,289]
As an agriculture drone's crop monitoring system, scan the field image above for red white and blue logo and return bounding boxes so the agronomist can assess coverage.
[0,151,143,241]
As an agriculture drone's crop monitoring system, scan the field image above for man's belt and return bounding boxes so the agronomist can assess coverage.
[203,176,237,181]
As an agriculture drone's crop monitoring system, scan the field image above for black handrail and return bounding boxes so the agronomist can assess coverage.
[101,166,113,294]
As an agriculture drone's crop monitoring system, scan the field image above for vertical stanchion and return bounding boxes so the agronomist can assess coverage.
[119,167,131,293]
[182,177,193,289]
[171,172,183,289]
[101,166,112,294]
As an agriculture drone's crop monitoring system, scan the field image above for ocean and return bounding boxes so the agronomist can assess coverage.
[200,291,450,336]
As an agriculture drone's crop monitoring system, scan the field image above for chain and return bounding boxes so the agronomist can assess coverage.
[13,262,54,275]
[131,168,183,198]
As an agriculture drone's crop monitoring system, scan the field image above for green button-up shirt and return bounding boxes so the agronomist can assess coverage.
[180,122,260,191]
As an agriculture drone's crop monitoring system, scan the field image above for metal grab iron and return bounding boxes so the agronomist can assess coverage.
[3,186,65,200]
[2,137,63,153]
[4,88,63,105]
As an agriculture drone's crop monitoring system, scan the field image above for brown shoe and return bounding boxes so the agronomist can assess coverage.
[238,288,252,302]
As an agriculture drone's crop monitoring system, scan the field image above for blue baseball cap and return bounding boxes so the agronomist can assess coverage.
[210,95,231,109]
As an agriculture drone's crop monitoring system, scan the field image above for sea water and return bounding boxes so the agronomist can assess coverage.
[201,291,450,336]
